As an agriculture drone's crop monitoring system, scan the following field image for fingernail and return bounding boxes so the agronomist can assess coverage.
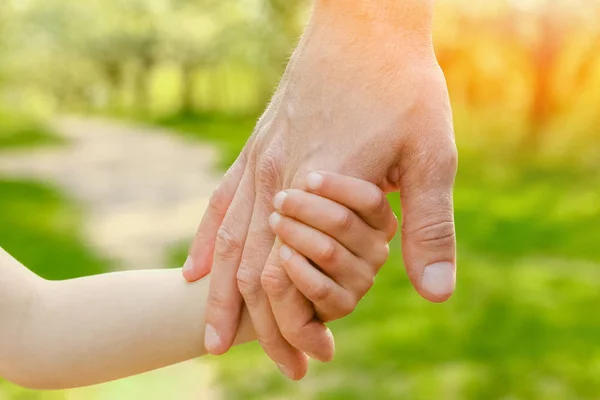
[307,172,323,190]
[421,262,455,296]
[325,327,335,354]
[182,256,193,273]
[273,191,287,210]
[279,244,292,261]
[325,327,334,341]
[204,324,221,352]
[269,212,281,229]
[276,363,295,380]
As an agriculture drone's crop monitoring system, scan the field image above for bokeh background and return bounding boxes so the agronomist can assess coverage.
[1,0,600,399]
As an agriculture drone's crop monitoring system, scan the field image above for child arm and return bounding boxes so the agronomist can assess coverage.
[0,248,253,390]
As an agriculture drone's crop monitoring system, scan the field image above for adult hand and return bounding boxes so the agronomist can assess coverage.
[184,0,457,380]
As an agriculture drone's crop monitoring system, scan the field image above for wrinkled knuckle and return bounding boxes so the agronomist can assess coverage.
[257,334,281,351]
[409,141,458,186]
[261,266,289,298]
[206,291,238,314]
[411,220,456,249]
[256,153,281,187]
[317,239,338,264]
[435,145,459,177]
[365,188,387,215]
[214,226,243,259]
[236,266,262,298]
[207,185,230,216]
[334,209,354,231]
[307,282,332,303]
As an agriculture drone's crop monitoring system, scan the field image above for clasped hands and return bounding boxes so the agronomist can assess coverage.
[183,0,458,380]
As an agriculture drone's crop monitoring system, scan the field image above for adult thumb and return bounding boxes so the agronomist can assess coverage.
[398,144,458,303]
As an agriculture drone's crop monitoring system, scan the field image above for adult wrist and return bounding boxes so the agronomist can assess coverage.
[312,0,435,40]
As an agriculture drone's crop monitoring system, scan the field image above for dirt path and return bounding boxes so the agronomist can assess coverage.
[0,116,221,270]
[0,116,224,399]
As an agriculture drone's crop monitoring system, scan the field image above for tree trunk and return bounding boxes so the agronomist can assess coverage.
[103,61,125,113]
[135,58,154,116]
[180,63,197,115]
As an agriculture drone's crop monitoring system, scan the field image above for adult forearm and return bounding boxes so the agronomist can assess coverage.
[2,263,253,390]
[312,0,435,41]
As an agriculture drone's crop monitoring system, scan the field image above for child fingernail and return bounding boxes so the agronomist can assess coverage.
[182,256,193,273]
[277,363,296,380]
[279,244,292,261]
[421,262,455,296]
[204,324,221,352]
[273,191,287,210]
[269,212,281,229]
[307,172,323,190]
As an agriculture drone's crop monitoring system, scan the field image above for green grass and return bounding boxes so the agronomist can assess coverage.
[156,112,257,170]
[0,113,62,151]
[212,200,600,399]
[165,115,600,399]
[0,178,109,280]
[0,113,108,280]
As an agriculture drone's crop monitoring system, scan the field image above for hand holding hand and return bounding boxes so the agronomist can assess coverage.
[184,0,457,379]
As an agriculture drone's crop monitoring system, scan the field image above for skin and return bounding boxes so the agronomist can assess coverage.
[0,173,396,389]
[184,0,458,380]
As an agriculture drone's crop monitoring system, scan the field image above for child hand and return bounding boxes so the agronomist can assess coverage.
[264,171,398,362]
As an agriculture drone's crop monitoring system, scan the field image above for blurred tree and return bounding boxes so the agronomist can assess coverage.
[112,0,163,115]
[161,0,240,114]
[0,2,9,86]
[525,1,600,149]
[251,0,310,105]
[527,2,564,148]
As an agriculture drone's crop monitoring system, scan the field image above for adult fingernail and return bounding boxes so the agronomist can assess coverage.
[273,191,287,210]
[279,244,292,261]
[182,256,193,273]
[204,324,221,352]
[421,262,455,296]
[307,173,323,190]
[269,212,281,229]
[276,363,295,380]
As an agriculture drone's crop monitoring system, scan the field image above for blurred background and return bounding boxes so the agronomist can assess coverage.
[1,0,600,399]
